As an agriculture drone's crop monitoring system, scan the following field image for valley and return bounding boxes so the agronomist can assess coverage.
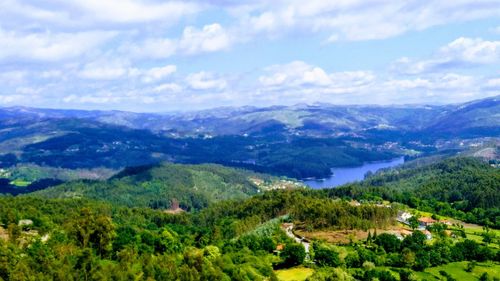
[0,96,498,184]
[0,97,498,281]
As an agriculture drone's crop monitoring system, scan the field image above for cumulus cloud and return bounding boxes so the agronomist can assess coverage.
[79,59,138,80]
[0,95,25,104]
[69,0,201,24]
[483,77,500,90]
[0,71,27,84]
[235,0,500,41]
[0,1,499,110]
[0,0,202,27]
[124,38,177,59]
[79,61,178,84]
[441,37,500,64]
[123,23,232,59]
[141,65,177,83]
[63,92,123,104]
[179,23,231,55]
[153,83,183,93]
[393,37,500,74]
[252,60,493,105]
[383,73,475,91]
[259,61,375,94]
[0,29,116,62]
[186,71,227,90]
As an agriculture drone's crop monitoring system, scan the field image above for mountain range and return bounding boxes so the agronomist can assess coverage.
[0,96,498,179]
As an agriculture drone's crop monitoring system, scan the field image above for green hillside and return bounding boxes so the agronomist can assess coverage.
[33,163,300,210]
[330,157,500,227]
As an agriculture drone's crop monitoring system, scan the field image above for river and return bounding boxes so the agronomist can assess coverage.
[303,156,405,189]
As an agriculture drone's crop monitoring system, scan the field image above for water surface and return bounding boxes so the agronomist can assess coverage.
[303,157,404,189]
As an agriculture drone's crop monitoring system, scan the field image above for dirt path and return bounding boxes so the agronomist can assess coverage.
[283,224,310,256]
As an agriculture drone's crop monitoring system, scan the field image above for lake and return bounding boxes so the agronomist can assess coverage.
[303,157,405,189]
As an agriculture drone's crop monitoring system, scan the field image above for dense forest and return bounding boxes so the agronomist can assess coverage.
[1,188,499,280]
[326,158,500,228]
[33,163,286,211]
[0,157,499,280]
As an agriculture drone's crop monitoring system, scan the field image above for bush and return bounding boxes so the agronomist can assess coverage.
[313,243,341,267]
[281,243,306,267]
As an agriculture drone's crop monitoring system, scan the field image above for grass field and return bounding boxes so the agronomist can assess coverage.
[413,261,500,280]
[295,223,412,244]
[461,223,500,249]
[275,267,314,281]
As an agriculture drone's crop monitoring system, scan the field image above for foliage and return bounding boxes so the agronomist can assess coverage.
[328,158,500,228]
[281,243,306,267]
[33,163,276,210]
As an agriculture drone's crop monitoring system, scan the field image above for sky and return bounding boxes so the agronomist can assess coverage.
[0,0,499,112]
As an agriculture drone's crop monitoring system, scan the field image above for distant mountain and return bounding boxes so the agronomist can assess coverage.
[2,96,498,138]
[425,96,500,136]
[0,96,498,179]
[33,163,300,210]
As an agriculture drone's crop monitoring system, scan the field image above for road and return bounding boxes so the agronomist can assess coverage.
[283,224,310,256]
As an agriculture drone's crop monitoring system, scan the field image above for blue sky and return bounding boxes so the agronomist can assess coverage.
[0,0,499,112]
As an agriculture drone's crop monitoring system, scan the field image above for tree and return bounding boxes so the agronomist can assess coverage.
[69,208,116,256]
[282,243,306,267]
[375,233,401,253]
[91,215,116,257]
[402,248,416,267]
[465,261,476,272]
[413,251,430,271]
[7,223,21,244]
[408,216,420,231]
[479,272,489,281]
[402,231,426,252]
[313,243,341,267]
[399,269,417,281]
[481,226,495,245]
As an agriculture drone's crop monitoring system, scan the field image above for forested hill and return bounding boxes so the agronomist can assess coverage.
[329,157,500,227]
[33,163,300,210]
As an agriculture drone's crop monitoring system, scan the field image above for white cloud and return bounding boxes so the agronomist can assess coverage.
[70,0,201,24]
[141,65,177,83]
[0,29,116,62]
[483,77,500,90]
[179,23,231,55]
[125,38,177,59]
[40,70,64,79]
[153,83,183,93]
[384,73,475,90]
[63,92,123,104]
[235,0,500,41]
[0,70,27,83]
[259,61,374,93]
[124,23,232,59]
[0,0,202,27]
[186,71,227,90]
[15,86,41,95]
[393,37,500,74]
[79,61,178,83]
[0,94,24,104]
[441,37,500,64]
[79,60,138,80]
[253,60,493,105]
